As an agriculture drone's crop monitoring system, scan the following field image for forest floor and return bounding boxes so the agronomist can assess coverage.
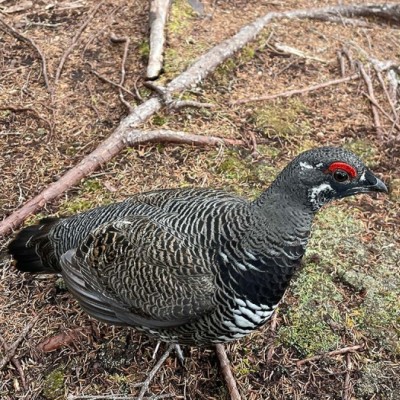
[0,0,399,399]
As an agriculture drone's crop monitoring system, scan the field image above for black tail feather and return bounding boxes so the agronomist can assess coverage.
[8,218,61,274]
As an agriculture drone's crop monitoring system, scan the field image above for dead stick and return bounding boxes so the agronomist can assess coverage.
[374,67,398,118]
[55,1,105,84]
[215,344,241,400]
[337,51,346,77]
[110,33,133,112]
[90,68,138,99]
[363,93,400,130]
[123,129,248,147]
[0,317,38,371]
[296,344,364,367]
[147,0,171,79]
[0,335,27,389]
[342,352,353,400]
[231,74,359,105]
[266,311,278,362]
[357,62,384,137]
[0,19,50,92]
[0,106,52,132]
[1,3,400,236]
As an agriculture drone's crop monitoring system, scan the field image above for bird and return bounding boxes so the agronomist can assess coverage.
[8,147,387,346]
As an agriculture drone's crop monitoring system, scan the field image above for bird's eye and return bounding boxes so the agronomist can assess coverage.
[333,169,349,183]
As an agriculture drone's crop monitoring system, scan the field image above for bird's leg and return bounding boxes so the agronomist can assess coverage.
[137,343,184,400]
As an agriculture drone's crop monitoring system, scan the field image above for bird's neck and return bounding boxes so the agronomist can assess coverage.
[248,181,315,253]
[219,183,315,307]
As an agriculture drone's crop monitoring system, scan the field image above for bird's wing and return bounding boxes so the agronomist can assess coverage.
[60,216,217,329]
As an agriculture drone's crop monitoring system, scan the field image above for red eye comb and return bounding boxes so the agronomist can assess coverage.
[327,162,357,178]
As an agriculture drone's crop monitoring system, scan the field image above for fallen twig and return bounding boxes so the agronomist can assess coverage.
[55,1,105,84]
[274,43,327,63]
[147,0,171,79]
[0,316,38,371]
[0,335,27,389]
[374,66,398,119]
[266,311,278,362]
[342,352,353,400]
[110,33,133,112]
[89,67,138,99]
[123,129,253,147]
[231,74,359,105]
[171,100,215,109]
[67,395,172,400]
[215,344,241,400]
[0,18,50,92]
[2,3,400,237]
[363,93,400,131]
[0,106,52,133]
[357,62,384,138]
[296,344,364,367]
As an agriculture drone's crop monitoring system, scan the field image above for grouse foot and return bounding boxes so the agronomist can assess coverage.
[137,343,182,400]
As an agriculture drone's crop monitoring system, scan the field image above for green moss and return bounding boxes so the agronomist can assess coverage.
[279,204,400,356]
[58,178,114,215]
[168,0,195,35]
[152,113,168,126]
[235,357,257,376]
[215,150,278,198]
[344,139,379,168]
[42,367,65,400]
[251,99,312,141]
[278,263,343,357]
[138,40,150,60]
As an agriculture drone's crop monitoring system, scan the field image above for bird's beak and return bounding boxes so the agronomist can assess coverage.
[362,169,388,193]
[341,169,388,197]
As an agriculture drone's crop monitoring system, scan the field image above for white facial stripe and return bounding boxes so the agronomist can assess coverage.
[359,171,367,183]
[308,182,334,210]
[300,162,314,170]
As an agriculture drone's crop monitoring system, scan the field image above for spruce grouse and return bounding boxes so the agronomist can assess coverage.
[9,147,387,345]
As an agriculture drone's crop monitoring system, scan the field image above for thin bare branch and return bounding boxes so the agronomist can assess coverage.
[0,18,50,92]
[357,62,384,137]
[55,1,105,84]
[110,33,133,112]
[296,344,364,367]
[231,74,359,105]
[89,67,138,99]
[0,316,38,371]
[342,353,353,400]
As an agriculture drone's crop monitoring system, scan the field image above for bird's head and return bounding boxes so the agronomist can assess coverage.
[275,147,388,212]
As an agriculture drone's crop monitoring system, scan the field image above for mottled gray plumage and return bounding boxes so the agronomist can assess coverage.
[9,147,387,345]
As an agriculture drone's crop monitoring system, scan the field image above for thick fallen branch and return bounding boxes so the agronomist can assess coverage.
[147,0,171,79]
[231,74,359,105]
[215,344,241,400]
[1,3,399,237]
[296,344,364,367]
